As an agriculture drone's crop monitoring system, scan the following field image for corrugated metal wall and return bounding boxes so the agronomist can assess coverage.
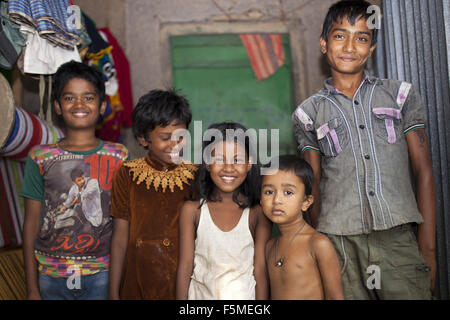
[377,0,450,299]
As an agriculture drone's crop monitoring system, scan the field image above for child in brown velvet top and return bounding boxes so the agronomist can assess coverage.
[108,89,196,300]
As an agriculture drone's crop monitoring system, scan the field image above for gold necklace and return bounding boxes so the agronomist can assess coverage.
[274,220,306,267]
[123,158,197,192]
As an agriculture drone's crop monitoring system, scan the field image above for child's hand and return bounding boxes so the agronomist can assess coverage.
[421,250,436,292]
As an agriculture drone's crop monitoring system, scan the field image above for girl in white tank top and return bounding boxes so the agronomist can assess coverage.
[176,122,272,300]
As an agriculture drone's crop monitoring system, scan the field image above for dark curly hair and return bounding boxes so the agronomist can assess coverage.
[131,89,192,141]
[189,122,261,209]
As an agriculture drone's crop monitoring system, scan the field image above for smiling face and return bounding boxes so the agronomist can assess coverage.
[320,15,376,76]
[54,77,106,130]
[138,119,187,166]
[261,169,313,225]
[207,140,252,196]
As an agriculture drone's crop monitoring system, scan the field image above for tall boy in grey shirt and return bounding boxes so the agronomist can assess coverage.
[292,0,436,299]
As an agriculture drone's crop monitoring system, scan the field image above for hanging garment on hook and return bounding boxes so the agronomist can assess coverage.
[20,24,81,75]
[8,0,81,50]
[0,1,26,70]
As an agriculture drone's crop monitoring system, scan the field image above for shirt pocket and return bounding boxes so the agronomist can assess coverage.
[316,117,348,157]
[372,107,403,144]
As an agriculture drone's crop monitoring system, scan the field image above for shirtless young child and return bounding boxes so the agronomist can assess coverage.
[260,155,344,300]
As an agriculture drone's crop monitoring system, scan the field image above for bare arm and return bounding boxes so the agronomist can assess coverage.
[108,217,129,300]
[22,198,42,300]
[253,206,272,300]
[176,201,197,300]
[406,128,436,291]
[304,150,322,228]
[312,235,344,300]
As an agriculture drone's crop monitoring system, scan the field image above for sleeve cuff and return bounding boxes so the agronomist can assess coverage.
[404,124,425,135]
[19,193,44,202]
[301,146,321,154]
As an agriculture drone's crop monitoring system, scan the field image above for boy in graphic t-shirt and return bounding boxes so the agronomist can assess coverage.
[20,61,128,300]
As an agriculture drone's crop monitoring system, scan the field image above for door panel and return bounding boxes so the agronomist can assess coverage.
[171,34,296,157]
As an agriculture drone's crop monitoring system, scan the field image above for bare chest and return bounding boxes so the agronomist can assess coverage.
[267,241,324,299]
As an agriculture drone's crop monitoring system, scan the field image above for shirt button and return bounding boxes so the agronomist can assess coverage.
[369,191,375,197]
[162,238,171,247]
[364,155,371,160]
[359,125,365,129]
[354,100,360,105]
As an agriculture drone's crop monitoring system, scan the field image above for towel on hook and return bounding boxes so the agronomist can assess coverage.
[240,34,285,81]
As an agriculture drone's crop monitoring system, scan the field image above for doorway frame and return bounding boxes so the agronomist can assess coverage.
[159,21,308,104]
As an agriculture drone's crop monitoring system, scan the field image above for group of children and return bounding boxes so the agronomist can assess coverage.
[20,0,435,300]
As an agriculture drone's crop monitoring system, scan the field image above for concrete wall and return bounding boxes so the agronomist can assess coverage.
[77,0,336,100]
[75,0,381,158]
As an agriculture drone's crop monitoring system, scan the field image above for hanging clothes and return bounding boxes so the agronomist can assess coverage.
[83,13,117,96]
[82,13,128,143]
[6,0,83,75]
[8,0,81,50]
[0,1,26,70]
[19,24,81,75]
[83,12,111,60]
[240,34,285,81]
[74,10,92,60]
[98,27,133,128]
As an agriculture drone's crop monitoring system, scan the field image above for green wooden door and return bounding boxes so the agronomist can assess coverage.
[171,34,296,158]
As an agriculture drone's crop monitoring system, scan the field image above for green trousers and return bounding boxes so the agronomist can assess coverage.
[327,224,432,300]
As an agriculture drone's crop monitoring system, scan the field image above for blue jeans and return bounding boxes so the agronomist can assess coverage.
[39,271,109,300]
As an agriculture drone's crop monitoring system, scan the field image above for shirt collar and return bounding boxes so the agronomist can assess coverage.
[322,70,380,95]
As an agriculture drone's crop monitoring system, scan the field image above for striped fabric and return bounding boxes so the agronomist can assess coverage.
[0,158,25,249]
[35,253,109,277]
[8,0,81,50]
[1,107,64,161]
[240,34,285,81]
[0,248,26,300]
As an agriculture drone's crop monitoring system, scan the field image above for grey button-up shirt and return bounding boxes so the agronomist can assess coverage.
[292,73,426,235]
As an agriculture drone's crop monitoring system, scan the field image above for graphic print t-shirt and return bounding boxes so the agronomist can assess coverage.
[20,140,128,260]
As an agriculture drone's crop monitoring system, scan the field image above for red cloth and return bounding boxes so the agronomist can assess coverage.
[98,28,133,127]
[240,34,285,82]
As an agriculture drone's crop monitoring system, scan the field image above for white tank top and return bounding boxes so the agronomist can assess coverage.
[188,201,256,300]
